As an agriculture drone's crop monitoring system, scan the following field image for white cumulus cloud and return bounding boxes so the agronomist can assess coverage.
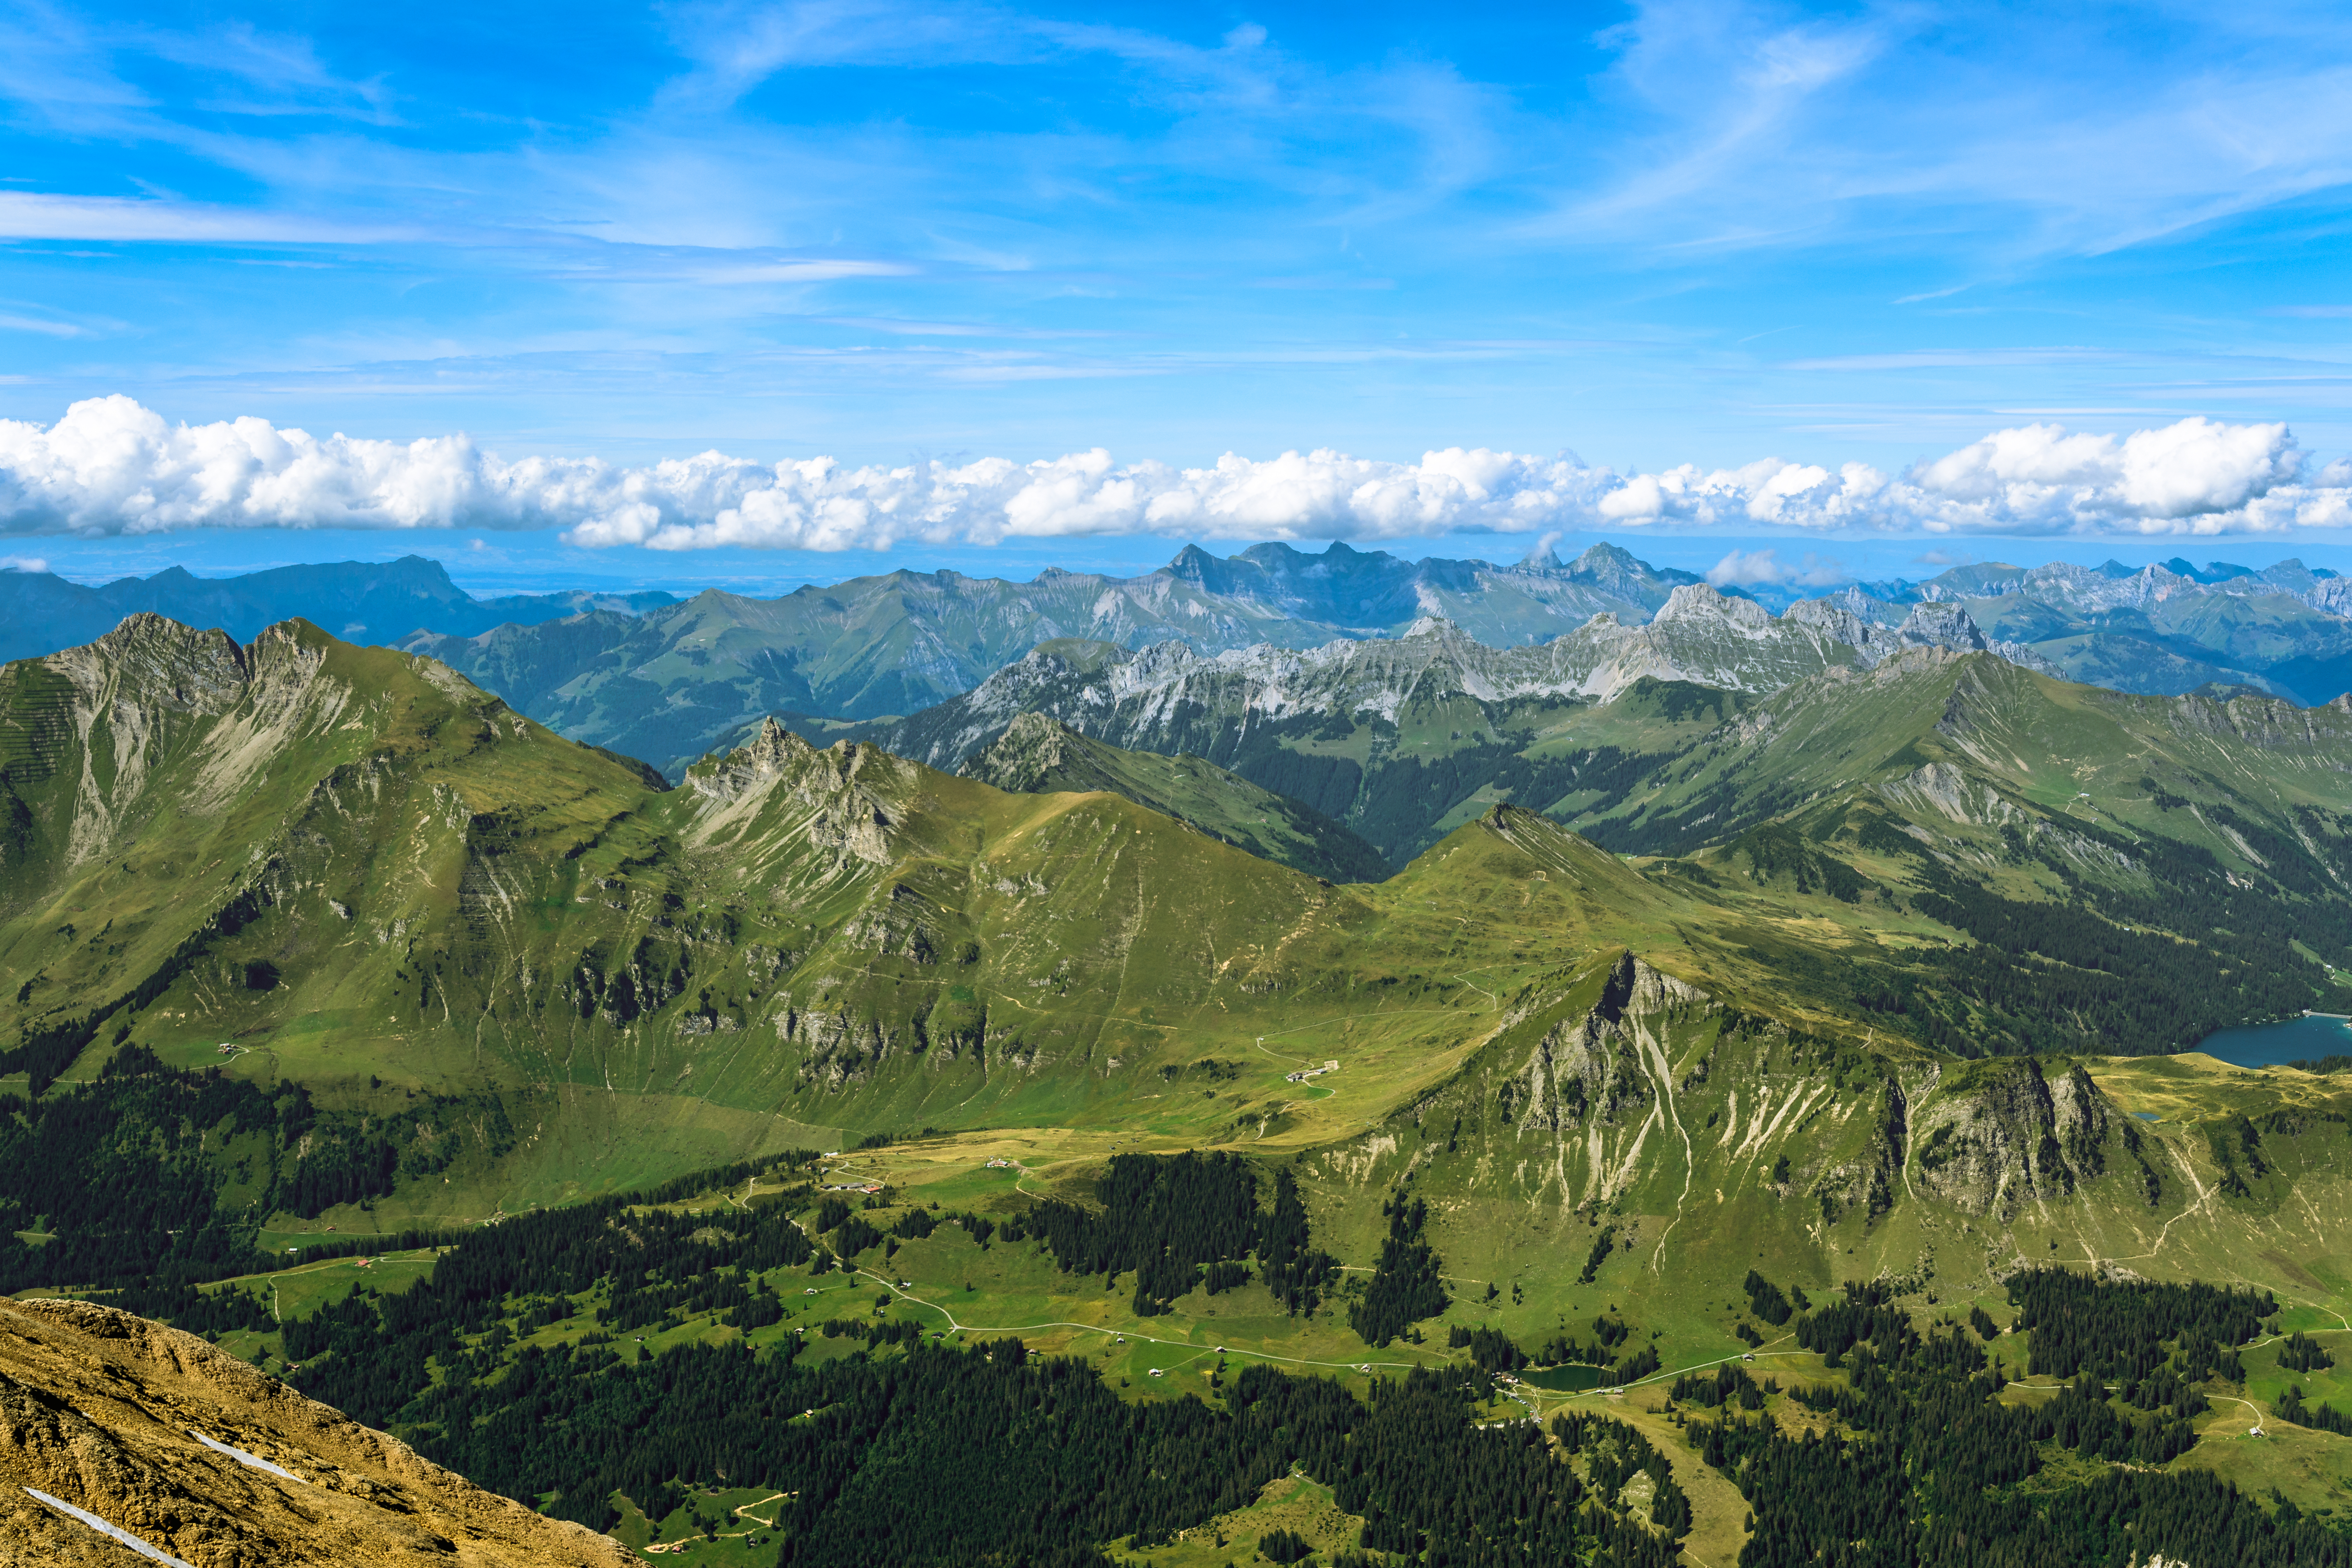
[2,396,2348,548]
[1902,417,2310,532]
[1705,548,1847,589]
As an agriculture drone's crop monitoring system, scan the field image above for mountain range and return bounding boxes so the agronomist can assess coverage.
[4,610,2347,1147]
[14,542,2352,789]
[839,587,2050,864]
[0,554,673,666]
[393,544,2352,778]
[1817,556,2352,702]
[2,610,2348,1562]
[390,542,1707,774]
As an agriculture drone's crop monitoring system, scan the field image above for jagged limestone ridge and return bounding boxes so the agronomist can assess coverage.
[875,584,1872,773]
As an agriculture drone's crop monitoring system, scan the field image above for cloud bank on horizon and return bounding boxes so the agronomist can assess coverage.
[3,396,2348,551]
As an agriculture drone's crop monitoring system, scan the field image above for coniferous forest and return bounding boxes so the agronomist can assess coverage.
[65,1137,2340,1568]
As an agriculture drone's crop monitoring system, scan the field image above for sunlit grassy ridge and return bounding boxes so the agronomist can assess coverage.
[961,711,1390,883]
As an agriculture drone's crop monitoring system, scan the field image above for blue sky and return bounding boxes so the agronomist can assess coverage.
[3,0,2352,591]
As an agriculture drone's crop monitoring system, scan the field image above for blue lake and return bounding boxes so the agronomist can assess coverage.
[2192,1013,2352,1069]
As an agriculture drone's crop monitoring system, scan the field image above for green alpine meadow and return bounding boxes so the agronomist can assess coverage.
[0,605,2348,1564]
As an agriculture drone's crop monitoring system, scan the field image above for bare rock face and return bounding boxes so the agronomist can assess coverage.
[0,1297,629,1568]
[1502,952,1708,1137]
[965,711,1090,795]
[1786,596,2062,677]
[684,717,909,871]
[684,713,822,802]
[1910,1059,2113,1217]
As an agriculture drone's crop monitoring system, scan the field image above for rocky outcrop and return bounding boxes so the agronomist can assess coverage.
[1910,1059,2114,1217]
[0,1296,628,1567]
[684,714,825,803]
[967,711,1094,795]
[1878,760,2027,828]
[684,718,910,871]
[1786,596,2062,677]
[1484,953,1712,1204]
[1502,992,1650,1135]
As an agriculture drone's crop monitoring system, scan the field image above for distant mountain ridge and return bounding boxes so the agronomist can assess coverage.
[1803,556,2352,702]
[875,583,1867,774]
[16,542,2352,780]
[398,541,1708,775]
[395,542,2352,776]
[849,585,2071,863]
[0,554,673,665]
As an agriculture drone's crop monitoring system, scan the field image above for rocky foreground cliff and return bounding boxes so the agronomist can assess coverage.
[0,1296,627,1566]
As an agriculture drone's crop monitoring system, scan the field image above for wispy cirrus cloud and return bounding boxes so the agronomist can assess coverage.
[0,190,412,244]
[0,313,86,338]
[1561,0,2352,261]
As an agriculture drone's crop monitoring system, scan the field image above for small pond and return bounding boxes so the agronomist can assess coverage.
[2191,1012,2352,1070]
[1517,1364,1604,1392]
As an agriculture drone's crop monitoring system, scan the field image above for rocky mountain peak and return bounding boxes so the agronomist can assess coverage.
[1896,601,1991,652]
[969,712,1083,793]
[1569,540,1642,577]
[682,717,914,875]
[1163,542,1222,585]
[45,612,252,719]
[1653,583,1771,628]
[1783,595,2061,677]
[84,609,247,670]
[687,714,823,803]
[1780,596,1887,657]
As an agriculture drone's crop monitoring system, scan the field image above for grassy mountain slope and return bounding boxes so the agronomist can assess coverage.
[859,629,2352,1055]
[6,615,2347,1153]
[2,619,2347,1318]
[0,619,1714,1219]
[1561,644,2352,852]
[1535,650,2352,1055]
[960,711,1390,883]
[0,613,662,1087]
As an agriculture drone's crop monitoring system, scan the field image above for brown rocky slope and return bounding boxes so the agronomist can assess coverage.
[0,1296,627,1567]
